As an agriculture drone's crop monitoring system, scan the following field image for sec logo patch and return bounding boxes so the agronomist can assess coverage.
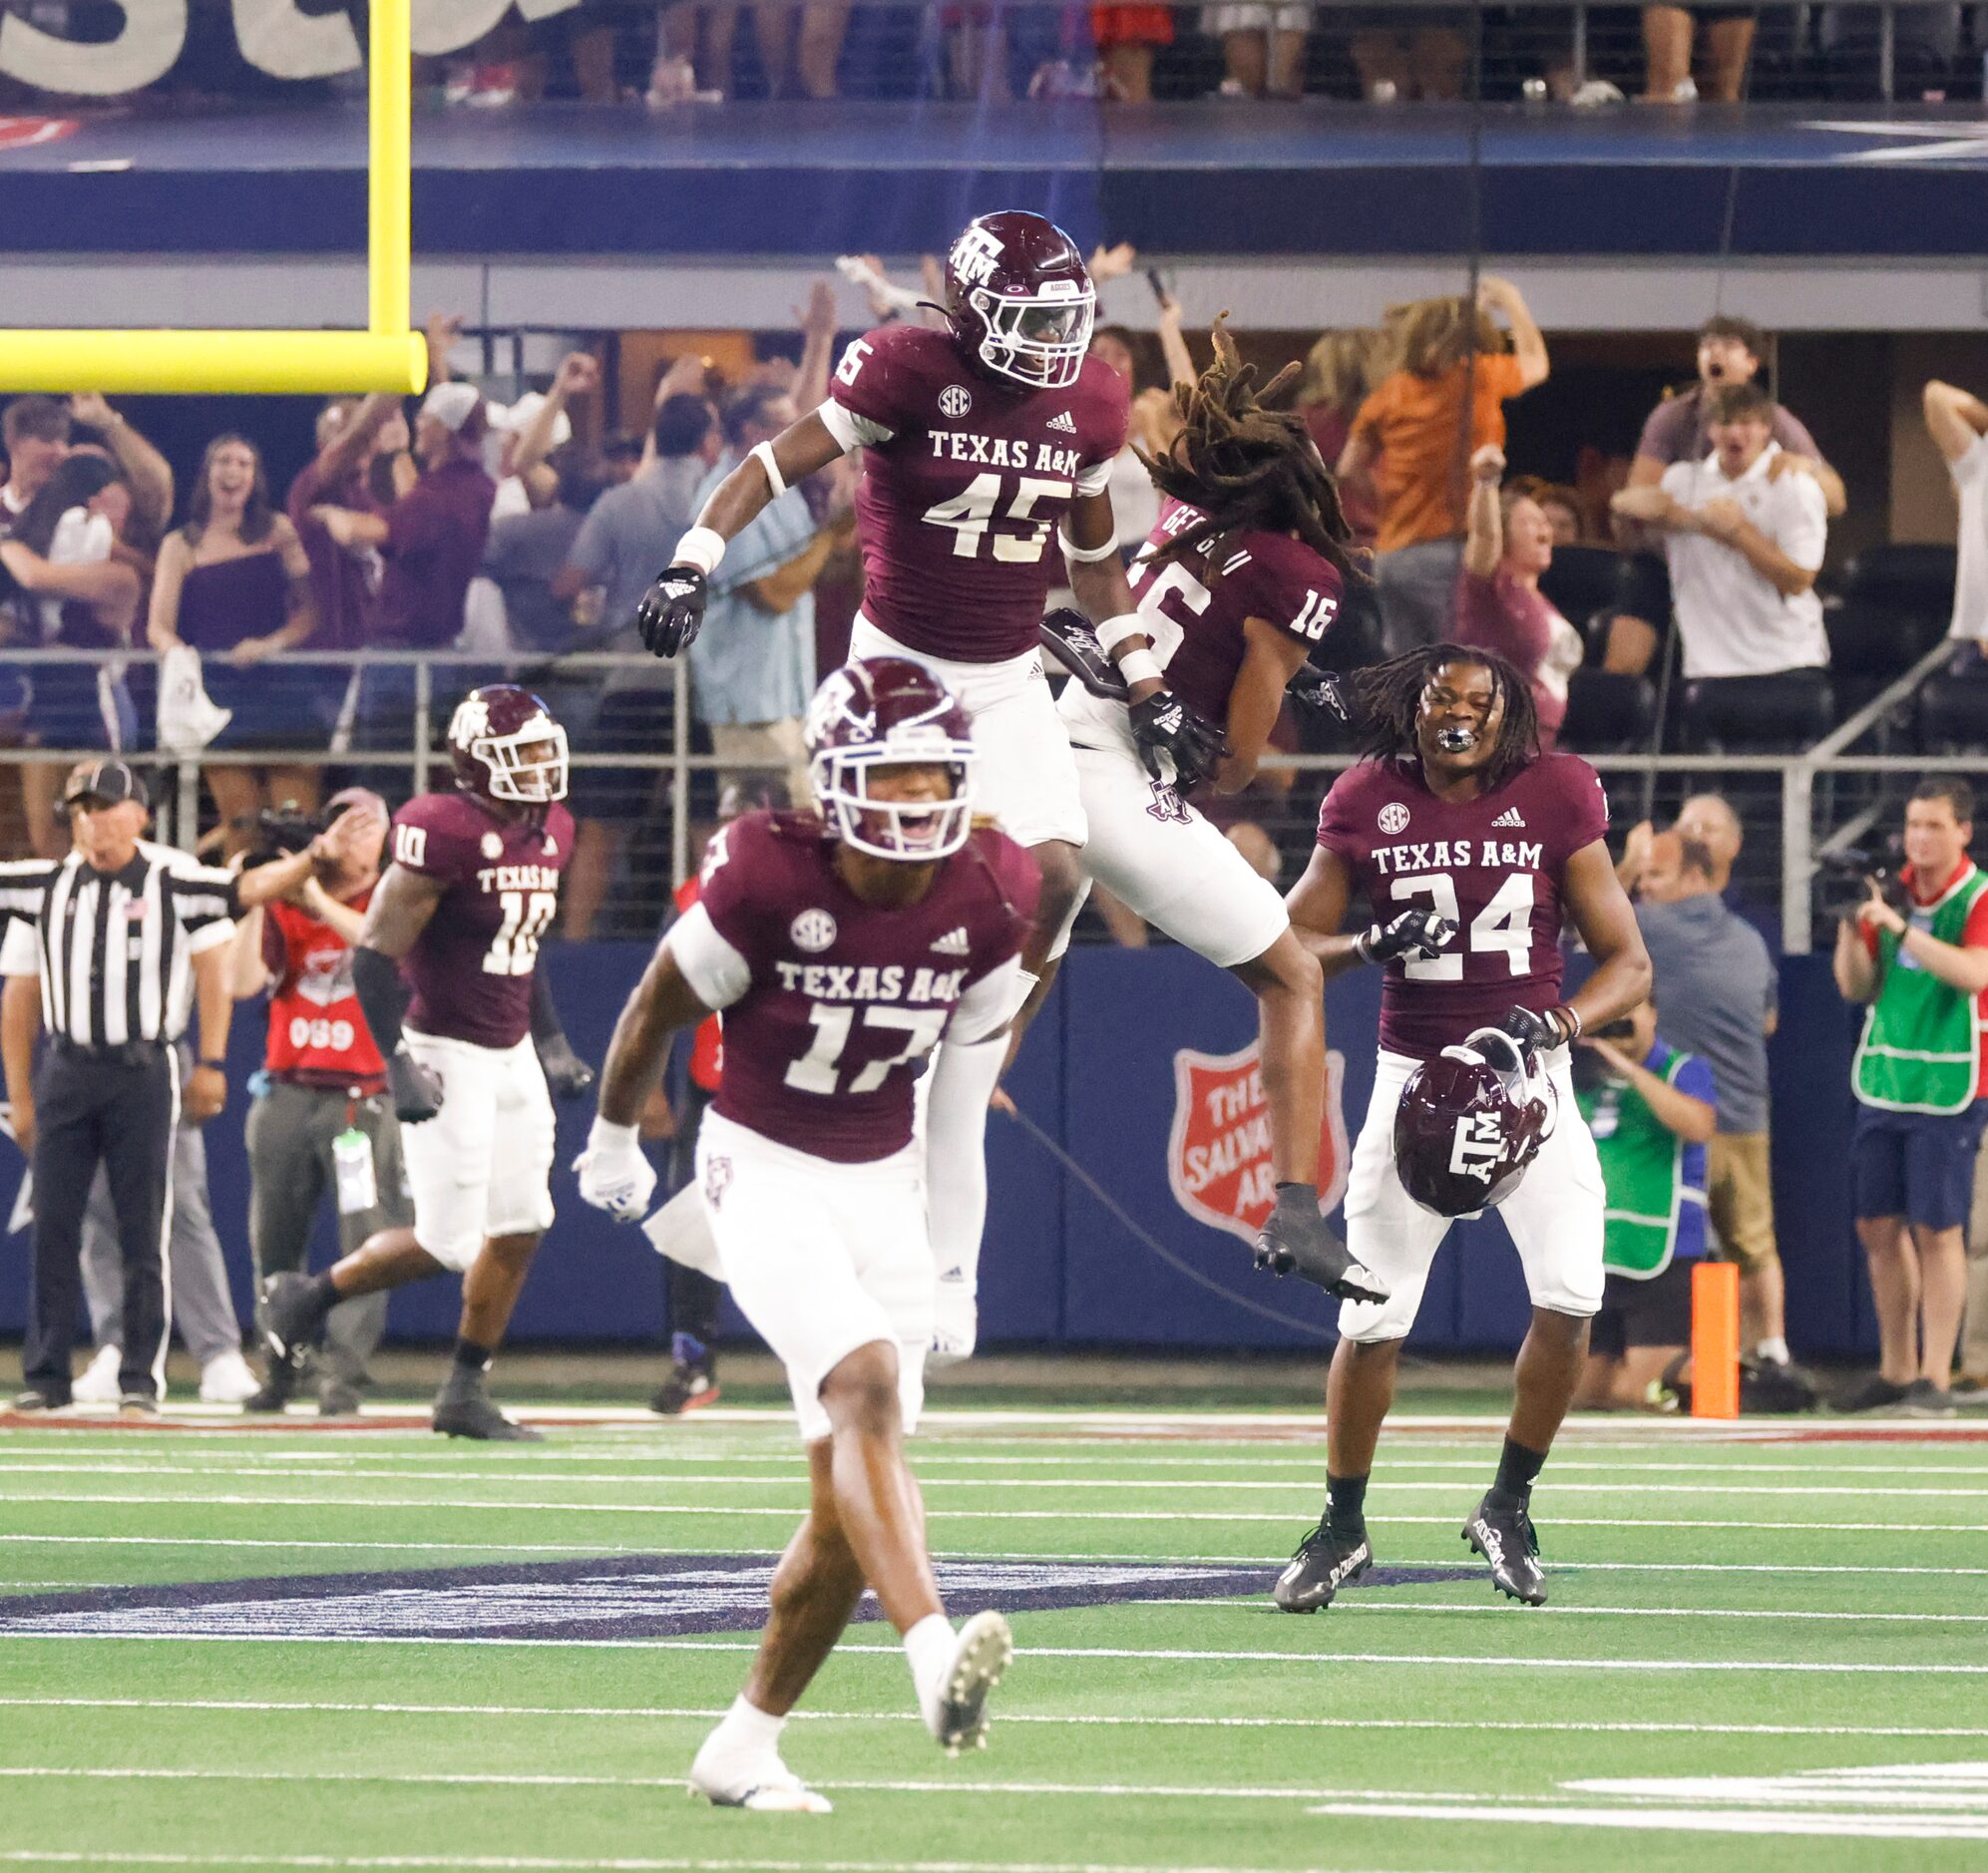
[939,384,973,419]
[1378,801,1410,835]
[481,832,504,860]
[790,909,838,952]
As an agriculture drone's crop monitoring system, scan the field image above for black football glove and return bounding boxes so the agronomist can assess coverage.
[1287,666,1350,722]
[387,1049,444,1126]
[1488,1004,1563,1070]
[1129,688,1228,793]
[1354,908,1457,966]
[1038,607,1128,701]
[537,1035,596,1102]
[634,563,707,658]
[1253,1184,1392,1305]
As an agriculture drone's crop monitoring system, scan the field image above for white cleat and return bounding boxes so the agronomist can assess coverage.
[73,1344,122,1405]
[927,1273,978,1369]
[199,1349,261,1405]
[927,1609,1013,1755]
[687,1756,833,1814]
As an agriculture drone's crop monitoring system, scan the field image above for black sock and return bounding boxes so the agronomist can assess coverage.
[1325,1472,1369,1534]
[454,1337,495,1375]
[1490,1435,1547,1506]
[303,1273,339,1316]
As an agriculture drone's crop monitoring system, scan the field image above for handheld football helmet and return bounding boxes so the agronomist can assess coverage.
[1393,1027,1557,1219]
[943,210,1095,392]
[448,684,569,808]
[805,657,976,863]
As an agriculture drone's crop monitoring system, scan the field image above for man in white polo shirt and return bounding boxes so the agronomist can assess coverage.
[1923,377,1988,652]
[1610,380,1828,692]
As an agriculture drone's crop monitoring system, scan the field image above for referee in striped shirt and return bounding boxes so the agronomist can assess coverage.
[1,760,355,1410]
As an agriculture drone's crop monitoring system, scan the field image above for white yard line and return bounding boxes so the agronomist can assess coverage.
[1305,1798,1988,1842]
[4,1492,1981,1532]
[0,1855,1432,1873]
[0,1696,1982,1739]
[0,1630,1978,1671]
[1146,1599,1988,1623]
[0,1463,1980,1498]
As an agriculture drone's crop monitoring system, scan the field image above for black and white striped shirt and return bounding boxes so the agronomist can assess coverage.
[0,841,239,1046]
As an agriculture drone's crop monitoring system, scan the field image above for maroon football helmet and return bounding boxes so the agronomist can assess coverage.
[1393,1029,1557,1219]
[448,684,569,808]
[943,210,1095,391]
[805,656,977,862]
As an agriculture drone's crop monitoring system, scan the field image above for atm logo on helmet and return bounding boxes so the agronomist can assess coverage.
[951,226,1004,287]
[1169,1043,1350,1245]
[1449,1111,1507,1183]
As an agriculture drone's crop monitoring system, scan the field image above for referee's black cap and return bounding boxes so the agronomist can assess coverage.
[62,759,149,812]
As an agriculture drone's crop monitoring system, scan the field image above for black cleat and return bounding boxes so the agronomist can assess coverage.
[433,1371,542,1442]
[1253,1188,1391,1306]
[1273,1517,1373,1612]
[10,1387,67,1413]
[649,1358,720,1417]
[927,1610,1013,1755]
[261,1272,328,1363]
[118,1391,159,1416]
[1462,1492,1547,1605]
[244,1348,302,1415]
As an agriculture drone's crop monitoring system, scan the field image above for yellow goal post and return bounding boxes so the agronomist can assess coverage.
[0,0,426,396]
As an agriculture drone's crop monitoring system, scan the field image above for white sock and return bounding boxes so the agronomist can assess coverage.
[924,1034,1006,1296]
[904,1612,956,1714]
[1757,1335,1790,1366]
[706,1693,786,1761]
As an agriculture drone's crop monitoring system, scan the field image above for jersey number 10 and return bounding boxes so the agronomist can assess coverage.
[484,891,557,976]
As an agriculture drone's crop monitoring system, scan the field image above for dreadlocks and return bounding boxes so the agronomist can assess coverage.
[1137,317,1360,586]
[1349,643,1540,792]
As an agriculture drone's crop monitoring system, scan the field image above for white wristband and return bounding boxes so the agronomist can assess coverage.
[673,526,726,577]
[587,1115,641,1154]
[1059,529,1122,564]
[748,440,788,499]
[1116,647,1163,687]
[1094,610,1147,654]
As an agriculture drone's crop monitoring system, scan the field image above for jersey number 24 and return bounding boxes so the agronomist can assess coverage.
[1390,872,1535,979]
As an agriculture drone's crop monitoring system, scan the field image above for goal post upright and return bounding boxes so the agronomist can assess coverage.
[0,0,426,396]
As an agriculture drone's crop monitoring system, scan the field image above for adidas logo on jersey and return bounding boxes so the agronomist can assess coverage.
[1491,808,1527,829]
[931,927,972,955]
[1045,410,1077,435]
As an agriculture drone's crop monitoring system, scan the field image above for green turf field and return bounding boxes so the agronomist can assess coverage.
[0,1400,1984,1872]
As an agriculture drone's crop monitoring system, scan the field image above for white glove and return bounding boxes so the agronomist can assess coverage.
[575,1118,657,1223]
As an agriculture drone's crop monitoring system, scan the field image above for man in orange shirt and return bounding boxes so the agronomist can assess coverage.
[1337,277,1549,656]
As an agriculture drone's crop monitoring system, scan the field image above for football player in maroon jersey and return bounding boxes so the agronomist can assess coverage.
[262,685,596,1441]
[1044,324,1390,1306]
[1273,645,1650,1609]
[577,658,1035,1811]
[632,210,1224,1369]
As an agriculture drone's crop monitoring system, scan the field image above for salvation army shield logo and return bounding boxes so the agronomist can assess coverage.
[1167,1044,1351,1245]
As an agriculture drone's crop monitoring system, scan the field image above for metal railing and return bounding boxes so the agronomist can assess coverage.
[3,641,1980,950]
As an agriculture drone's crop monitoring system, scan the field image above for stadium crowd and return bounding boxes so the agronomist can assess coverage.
[4,0,1982,108]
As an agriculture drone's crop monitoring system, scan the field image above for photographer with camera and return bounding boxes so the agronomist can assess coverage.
[227,788,405,1414]
[1572,997,1718,1412]
[1833,778,1988,1417]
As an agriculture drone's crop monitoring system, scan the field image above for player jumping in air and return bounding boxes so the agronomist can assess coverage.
[1041,321,1389,1303]
[261,685,595,1440]
[1274,646,1650,1608]
[632,209,1224,1363]
[576,657,1035,1811]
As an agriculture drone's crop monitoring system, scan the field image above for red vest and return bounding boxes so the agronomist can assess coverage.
[264,894,387,1090]
[673,875,723,1094]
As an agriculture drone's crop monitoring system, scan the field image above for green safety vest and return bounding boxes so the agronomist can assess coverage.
[1576,1047,1705,1279]
[1852,863,1988,1116]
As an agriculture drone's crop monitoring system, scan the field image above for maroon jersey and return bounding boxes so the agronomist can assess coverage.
[679,812,1038,1163]
[1316,752,1609,1060]
[1060,497,1343,754]
[826,323,1128,663]
[389,793,575,1049]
